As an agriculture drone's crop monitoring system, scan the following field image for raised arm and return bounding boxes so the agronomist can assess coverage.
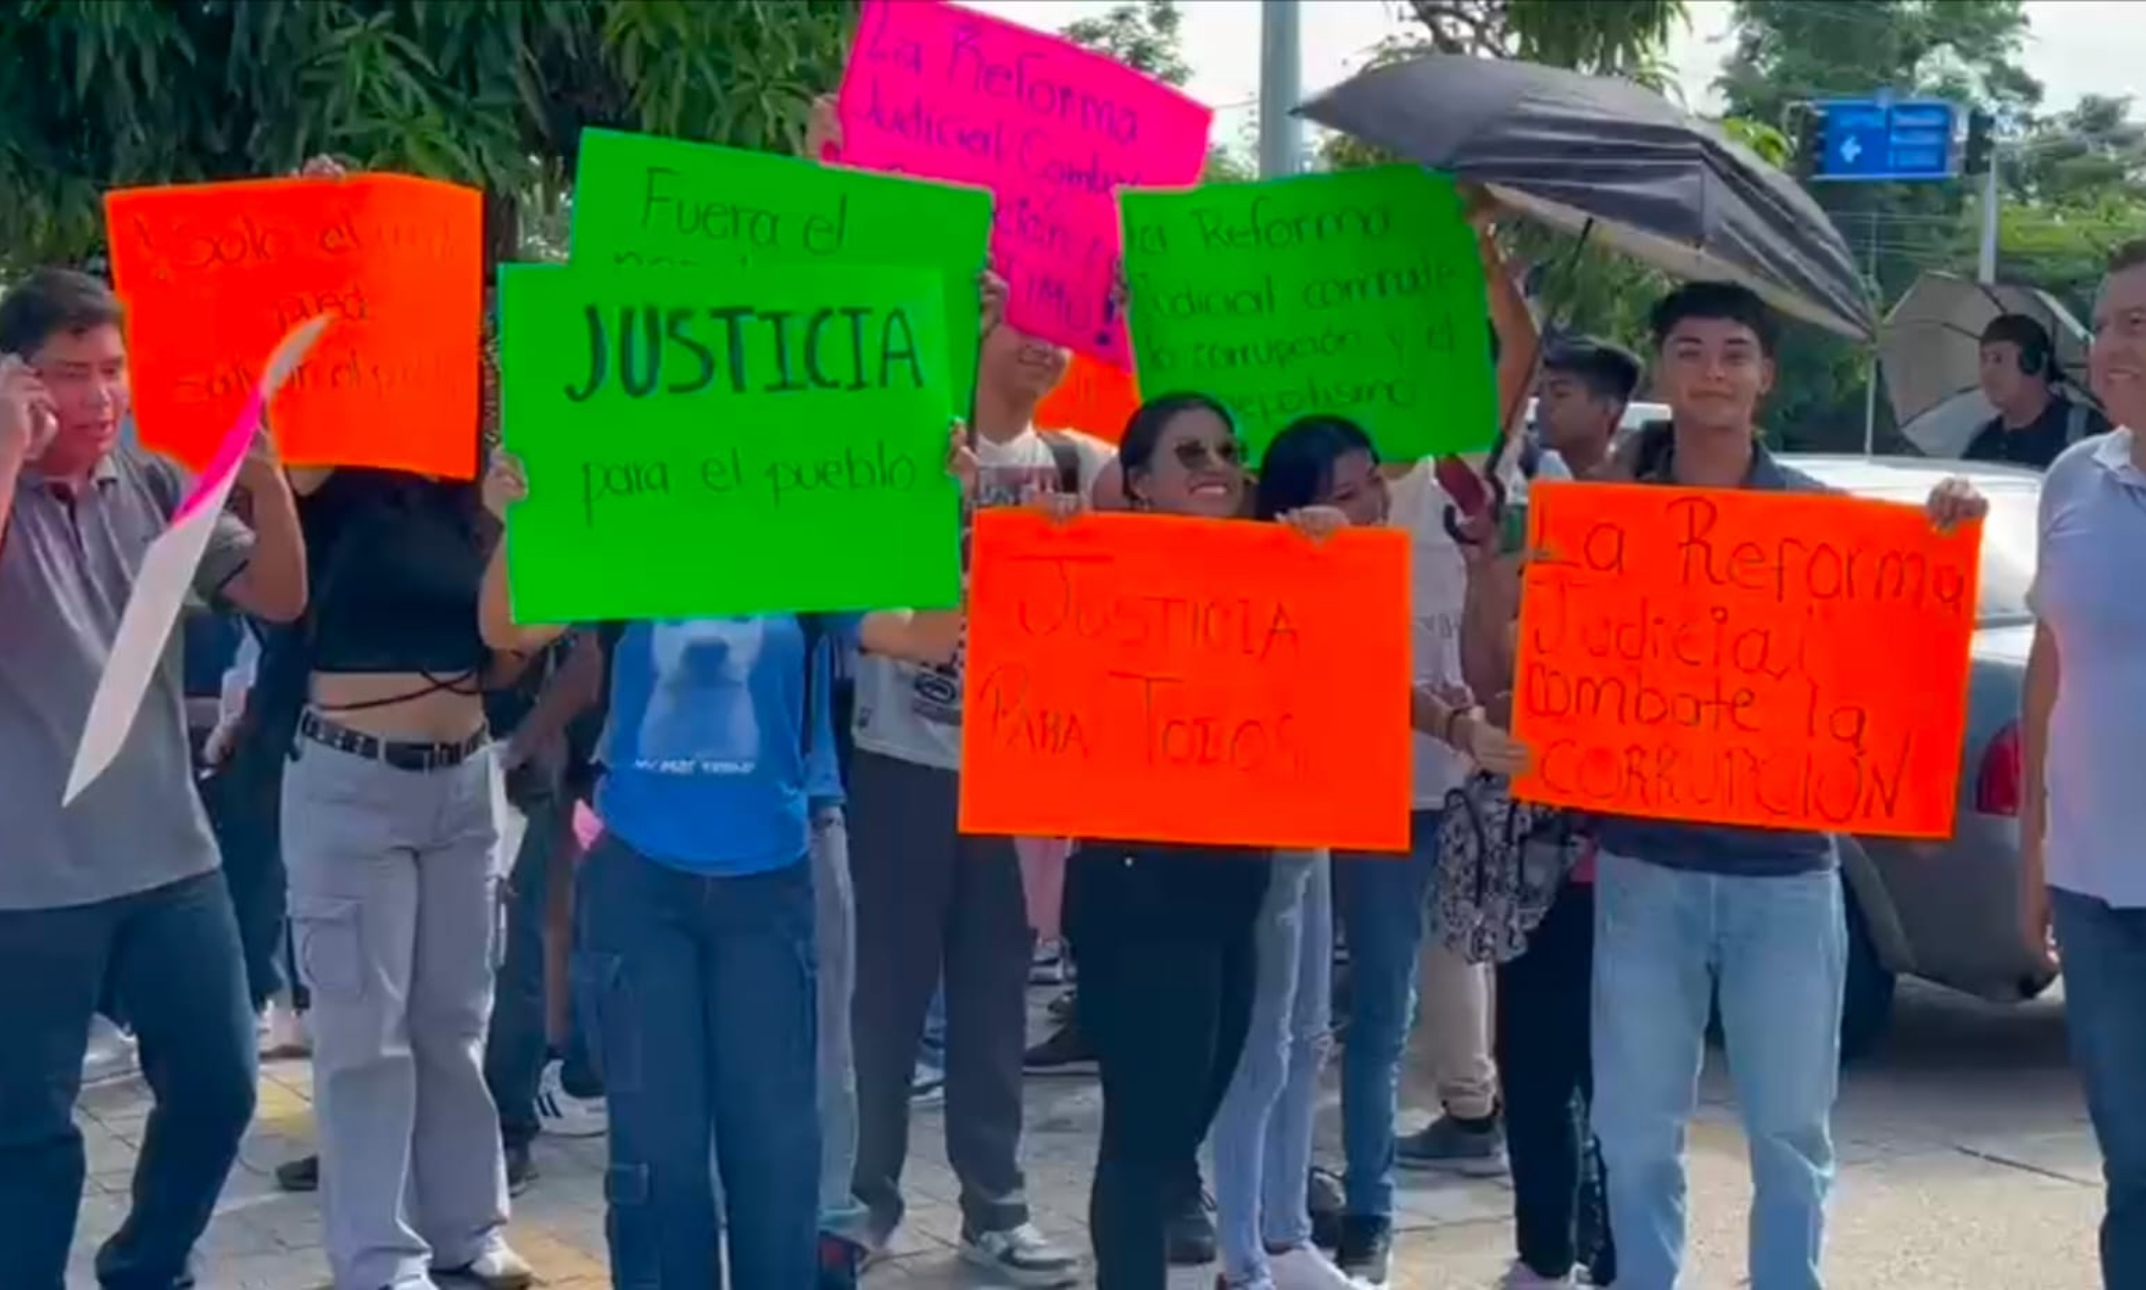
[478,453,567,654]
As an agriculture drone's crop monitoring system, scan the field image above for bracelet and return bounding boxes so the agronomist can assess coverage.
[1442,704,1475,750]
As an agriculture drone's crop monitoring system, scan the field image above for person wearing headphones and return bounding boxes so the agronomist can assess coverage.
[1965,313,2109,469]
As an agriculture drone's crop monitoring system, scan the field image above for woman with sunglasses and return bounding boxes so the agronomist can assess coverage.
[1069,393,1352,1290]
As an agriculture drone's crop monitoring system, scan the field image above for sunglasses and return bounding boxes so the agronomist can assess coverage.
[1171,436,1242,469]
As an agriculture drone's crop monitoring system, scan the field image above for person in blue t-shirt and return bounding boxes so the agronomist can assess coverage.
[475,451,966,1290]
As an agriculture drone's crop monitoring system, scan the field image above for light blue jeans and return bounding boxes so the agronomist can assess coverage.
[1590,850,1844,1290]
[1336,809,1441,1221]
[1208,852,1334,1287]
[811,808,868,1240]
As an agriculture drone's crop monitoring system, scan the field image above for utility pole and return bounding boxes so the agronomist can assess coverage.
[1977,140,2001,284]
[1257,0,1302,180]
[1864,209,1880,456]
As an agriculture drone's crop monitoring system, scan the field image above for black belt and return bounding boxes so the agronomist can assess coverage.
[297,711,488,772]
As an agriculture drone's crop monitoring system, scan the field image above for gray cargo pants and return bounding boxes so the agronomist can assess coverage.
[282,731,512,1290]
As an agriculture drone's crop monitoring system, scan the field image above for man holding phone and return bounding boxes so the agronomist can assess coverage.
[0,268,307,1290]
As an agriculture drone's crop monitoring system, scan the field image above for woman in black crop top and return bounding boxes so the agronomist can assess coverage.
[273,301,536,1290]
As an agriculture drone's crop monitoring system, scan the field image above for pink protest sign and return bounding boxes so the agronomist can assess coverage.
[835,0,1210,368]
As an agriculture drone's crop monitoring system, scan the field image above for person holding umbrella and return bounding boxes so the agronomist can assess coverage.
[1963,313,2110,469]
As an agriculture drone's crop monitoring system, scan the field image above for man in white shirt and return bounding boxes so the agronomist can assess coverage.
[2022,239,2146,1290]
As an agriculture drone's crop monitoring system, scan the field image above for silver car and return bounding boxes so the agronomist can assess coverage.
[1786,454,2052,1060]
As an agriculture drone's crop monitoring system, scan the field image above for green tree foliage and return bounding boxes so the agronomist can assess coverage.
[1317,1,1689,356]
[1054,0,1250,179]
[1975,94,2146,314]
[1719,0,2045,449]
[0,0,857,272]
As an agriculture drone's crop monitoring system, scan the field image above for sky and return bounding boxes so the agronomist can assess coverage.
[968,0,2144,150]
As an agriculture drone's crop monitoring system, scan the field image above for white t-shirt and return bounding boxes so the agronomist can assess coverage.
[851,427,1113,773]
[1385,463,1474,807]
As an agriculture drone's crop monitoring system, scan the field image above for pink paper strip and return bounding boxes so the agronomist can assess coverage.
[835,0,1211,367]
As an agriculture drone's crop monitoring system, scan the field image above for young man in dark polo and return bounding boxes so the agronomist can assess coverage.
[0,268,308,1289]
[1588,282,1984,1290]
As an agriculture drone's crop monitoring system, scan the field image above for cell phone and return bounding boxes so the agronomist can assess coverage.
[1433,455,1490,518]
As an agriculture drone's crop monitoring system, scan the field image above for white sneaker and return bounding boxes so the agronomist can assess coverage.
[1270,1242,1359,1289]
[1498,1261,1579,1288]
[261,1001,310,1058]
[438,1243,535,1289]
[535,1059,607,1138]
[82,1019,139,1085]
[959,1222,1080,1287]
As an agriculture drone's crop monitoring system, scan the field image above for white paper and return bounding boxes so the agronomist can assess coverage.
[63,318,329,806]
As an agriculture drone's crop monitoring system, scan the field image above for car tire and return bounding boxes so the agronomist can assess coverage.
[1839,884,1896,1065]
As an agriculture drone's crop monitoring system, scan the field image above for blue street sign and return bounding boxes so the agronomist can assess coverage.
[1814,98,1958,182]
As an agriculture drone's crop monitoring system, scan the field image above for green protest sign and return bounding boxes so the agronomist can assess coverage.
[497,261,962,623]
[1119,165,1497,463]
[572,128,993,408]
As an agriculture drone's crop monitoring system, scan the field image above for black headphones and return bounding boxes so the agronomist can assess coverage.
[2018,335,2051,378]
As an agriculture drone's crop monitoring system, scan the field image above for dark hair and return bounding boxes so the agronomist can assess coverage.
[1979,312,2054,376]
[1543,339,1642,405]
[0,267,125,357]
[1648,281,1778,357]
[2110,239,2146,274]
[1117,392,1236,504]
[1255,416,1377,520]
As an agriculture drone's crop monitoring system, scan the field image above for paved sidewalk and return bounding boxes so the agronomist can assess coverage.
[65,983,2108,1289]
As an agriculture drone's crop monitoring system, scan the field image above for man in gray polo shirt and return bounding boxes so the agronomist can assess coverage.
[2023,239,2146,1290]
[0,267,307,1289]
[1587,283,1984,1290]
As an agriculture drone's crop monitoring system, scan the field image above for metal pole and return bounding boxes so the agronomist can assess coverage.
[1864,209,1880,456]
[1258,0,1302,179]
[1977,137,2001,284]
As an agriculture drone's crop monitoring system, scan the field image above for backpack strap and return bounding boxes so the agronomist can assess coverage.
[1038,431,1084,495]
[2066,400,2091,447]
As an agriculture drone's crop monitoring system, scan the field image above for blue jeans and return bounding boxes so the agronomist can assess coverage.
[0,871,259,1290]
[2049,886,2146,1290]
[485,787,600,1151]
[1591,851,1843,1290]
[1336,809,1441,1221]
[575,836,821,1290]
[1209,851,1333,1285]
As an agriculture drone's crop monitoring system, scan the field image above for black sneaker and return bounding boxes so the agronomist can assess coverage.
[274,1154,319,1193]
[1336,1214,1392,1286]
[1022,1020,1096,1076]
[817,1233,862,1290]
[505,1141,539,1196]
[1165,1190,1217,1266]
[1046,989,1077,1024]
[1307,1167,1346,1252]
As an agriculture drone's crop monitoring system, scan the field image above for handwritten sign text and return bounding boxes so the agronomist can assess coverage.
[959,510,1413,850]
[1510,483,1981,838]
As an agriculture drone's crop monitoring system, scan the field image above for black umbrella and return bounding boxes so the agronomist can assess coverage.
[1298,55,1875,341]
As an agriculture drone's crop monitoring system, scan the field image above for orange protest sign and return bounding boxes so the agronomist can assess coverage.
[958,509,1414,851]
[105,174,482,478]
[1510,482,1982,839]
[1035,352,1139,445]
